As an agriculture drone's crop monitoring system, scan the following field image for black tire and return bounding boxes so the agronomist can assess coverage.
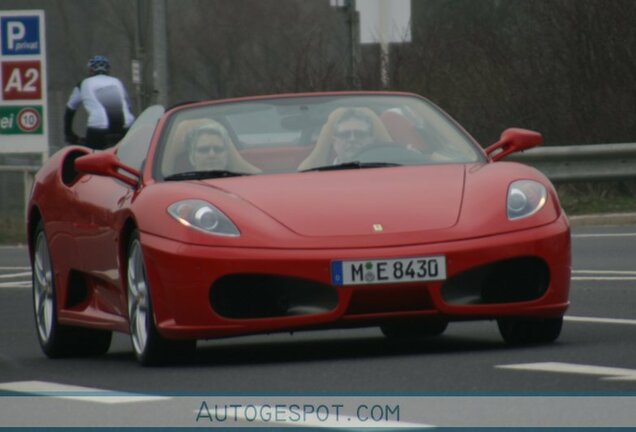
[126,230,196,366]
[32,221,112,358]
[497,316,563,345]
[381,319,448,339]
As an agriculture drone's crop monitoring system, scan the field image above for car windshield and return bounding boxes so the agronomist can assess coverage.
[155,94,485,179]
[117,105,164,171]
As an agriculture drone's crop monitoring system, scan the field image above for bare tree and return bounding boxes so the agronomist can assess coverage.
[167,0,350,101]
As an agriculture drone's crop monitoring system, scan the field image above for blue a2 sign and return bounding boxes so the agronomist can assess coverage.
[1,16,40,55]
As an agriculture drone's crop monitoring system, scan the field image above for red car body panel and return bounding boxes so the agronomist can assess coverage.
[138,220,569,339]
[27,91,570,343]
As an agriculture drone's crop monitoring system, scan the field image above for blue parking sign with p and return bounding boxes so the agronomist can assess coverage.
[1,16,40,55]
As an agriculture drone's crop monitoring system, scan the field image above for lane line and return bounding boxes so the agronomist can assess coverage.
[565,315,636,326]
[0,266,30,270]
[0,381,171,404]
[572,277,636,281]
[0,284,30,288]
[572,233,636,238]
[496,362,636,382]
[573,270,636,275]
[571,269,636,281]
[0,272,32,279]
[0,281,31,288]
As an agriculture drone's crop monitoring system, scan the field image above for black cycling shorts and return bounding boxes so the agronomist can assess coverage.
[85,127,127,150]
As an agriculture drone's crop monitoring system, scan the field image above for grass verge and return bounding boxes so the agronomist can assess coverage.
[556,182,636,215]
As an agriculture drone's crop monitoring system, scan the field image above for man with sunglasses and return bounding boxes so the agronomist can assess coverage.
[331,109,376,164]
[187,122,230,171]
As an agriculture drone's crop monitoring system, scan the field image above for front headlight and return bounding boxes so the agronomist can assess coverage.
[507,180,547,220]
[167,199,240,236]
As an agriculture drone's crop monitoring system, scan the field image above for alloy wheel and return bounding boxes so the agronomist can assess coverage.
[33,230,54,343]
[127,238,149,356]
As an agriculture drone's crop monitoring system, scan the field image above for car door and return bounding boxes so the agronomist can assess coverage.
[71,173,135,317]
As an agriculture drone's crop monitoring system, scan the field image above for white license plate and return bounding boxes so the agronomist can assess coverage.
[331,256,446,286]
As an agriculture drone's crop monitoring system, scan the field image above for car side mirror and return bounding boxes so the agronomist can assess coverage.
[485,128,543,161]
[75,151,140,187]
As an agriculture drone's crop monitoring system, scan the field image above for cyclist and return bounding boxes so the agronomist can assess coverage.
[64,55,135,150]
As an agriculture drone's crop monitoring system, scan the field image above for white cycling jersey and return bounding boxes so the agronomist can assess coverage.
[66,74,135,130]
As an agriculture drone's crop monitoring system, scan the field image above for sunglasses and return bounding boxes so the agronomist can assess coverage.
[195,144,226,154]
[333,128,372,140]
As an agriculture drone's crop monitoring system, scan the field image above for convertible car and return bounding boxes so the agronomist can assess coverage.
[28,92,570,365]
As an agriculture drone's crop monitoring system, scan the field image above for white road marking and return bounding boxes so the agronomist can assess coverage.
[0,269,31,289]
[572,269,636,281]
[0,281,31,288]
[573,270,636,275]
[0,381,171,404]
[565,315,636,326]
[0,272,31,279]
[497,362,636,381]
[573,277,636,281]
[572,233,636,238]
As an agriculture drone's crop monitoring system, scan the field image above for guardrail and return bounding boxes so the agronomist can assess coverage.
[0,165,39,219]
[509,142,636,182]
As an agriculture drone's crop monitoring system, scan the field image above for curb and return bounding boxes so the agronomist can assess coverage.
[569,212,636,227]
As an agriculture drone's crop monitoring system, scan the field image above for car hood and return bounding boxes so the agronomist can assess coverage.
[209,165,465,237]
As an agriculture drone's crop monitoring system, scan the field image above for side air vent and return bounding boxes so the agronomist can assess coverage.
[211,274,338,319]
[61,149,90,186]
[441,257,550,305]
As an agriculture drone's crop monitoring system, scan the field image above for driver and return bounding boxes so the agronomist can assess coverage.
[296,107,393,171]
[331,109,376,164]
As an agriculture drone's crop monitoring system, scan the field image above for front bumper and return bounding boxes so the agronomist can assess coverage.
[141,215,570,339]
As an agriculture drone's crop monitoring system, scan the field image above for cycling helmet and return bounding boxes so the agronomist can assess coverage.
[87,55,110,74]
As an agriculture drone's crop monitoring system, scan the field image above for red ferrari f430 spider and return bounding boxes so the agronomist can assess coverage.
[28,92,570,365]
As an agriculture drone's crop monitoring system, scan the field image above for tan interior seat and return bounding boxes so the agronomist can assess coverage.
[380,110,428,152]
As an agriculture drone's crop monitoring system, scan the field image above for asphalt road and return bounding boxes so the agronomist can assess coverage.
[0,225,635,428]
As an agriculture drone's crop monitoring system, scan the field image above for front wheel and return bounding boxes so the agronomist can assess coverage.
[497,317,563,345]
[32,221,111,357]
[127,231,195,366]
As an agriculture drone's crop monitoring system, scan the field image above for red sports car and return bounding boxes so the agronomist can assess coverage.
[28,92,570,365]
